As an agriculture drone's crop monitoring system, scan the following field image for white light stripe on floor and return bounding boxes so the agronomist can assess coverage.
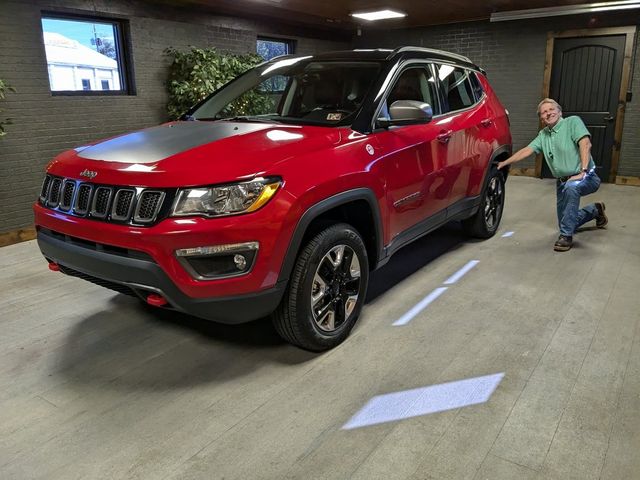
[501,231,515,237]
[342,373,505,430]
[443,260,479,285]
[392,287,448,326]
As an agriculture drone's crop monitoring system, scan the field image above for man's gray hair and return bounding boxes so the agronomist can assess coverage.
[537,98,562,115]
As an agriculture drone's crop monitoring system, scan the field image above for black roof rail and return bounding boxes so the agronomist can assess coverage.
[388,46,473,64]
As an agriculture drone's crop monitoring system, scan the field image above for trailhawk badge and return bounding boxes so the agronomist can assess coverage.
[79,169,98,179]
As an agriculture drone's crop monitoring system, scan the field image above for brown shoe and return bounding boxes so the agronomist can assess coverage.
[595,202,608,228]
[554,235,573,252]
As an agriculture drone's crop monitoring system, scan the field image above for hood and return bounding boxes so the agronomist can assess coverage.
[50,121,344,187]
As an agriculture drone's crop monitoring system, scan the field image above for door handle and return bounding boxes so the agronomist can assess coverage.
[437,130,452,143]
[603,115,615,122]
[480,118,493,127]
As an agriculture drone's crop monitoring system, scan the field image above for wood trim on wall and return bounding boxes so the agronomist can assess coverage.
[540,26,637,183]
[538,33,556,178]
[615,175,640,186]
[0,227,36,248]
[509,167,537,177]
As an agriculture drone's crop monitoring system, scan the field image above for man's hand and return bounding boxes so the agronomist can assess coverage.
[497,161,507,170]
[567,172,586,182]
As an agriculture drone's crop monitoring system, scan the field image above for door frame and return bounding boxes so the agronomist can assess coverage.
[538,26,636,182]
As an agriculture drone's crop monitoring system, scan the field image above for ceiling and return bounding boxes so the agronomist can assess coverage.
[161,0,615,30]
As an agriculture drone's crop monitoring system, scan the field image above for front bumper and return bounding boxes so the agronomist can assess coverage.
[37,228,286,323]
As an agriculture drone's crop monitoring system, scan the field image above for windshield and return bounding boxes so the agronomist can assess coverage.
[190,59,381,126]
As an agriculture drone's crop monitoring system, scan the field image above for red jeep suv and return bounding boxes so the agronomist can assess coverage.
[35,47,512,351]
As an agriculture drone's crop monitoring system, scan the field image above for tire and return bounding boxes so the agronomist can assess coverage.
[462,168,505,238]
[272,223,369,351]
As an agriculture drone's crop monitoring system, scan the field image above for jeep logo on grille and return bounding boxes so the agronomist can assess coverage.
[79,169,98,179]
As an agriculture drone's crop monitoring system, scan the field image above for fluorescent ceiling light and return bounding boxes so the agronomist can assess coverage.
[351,9,406,21]
[490,0,640,21]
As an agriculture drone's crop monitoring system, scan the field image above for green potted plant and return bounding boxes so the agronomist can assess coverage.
[165,46,265,120]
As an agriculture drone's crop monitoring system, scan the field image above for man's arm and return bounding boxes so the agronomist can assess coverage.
[578,136,591,172]
[497,146,535,170]
[564,136,592,182]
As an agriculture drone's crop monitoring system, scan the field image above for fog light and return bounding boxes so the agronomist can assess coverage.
[234,254,247,271]
[175,242,258,279]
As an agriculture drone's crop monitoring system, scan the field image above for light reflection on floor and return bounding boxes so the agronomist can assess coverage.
[443,260,479,285]
[392,287,448,326]
[342,373,505,430]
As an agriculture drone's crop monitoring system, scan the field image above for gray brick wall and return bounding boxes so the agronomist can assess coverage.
[355,16,640,177]
[0,0,349,234]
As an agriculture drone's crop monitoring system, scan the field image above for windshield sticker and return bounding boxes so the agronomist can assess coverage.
[326,113,343,121]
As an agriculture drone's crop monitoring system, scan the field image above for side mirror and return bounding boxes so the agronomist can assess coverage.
[377,100,433,128]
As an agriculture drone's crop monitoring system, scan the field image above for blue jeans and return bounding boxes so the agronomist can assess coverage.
[556,171,601,237]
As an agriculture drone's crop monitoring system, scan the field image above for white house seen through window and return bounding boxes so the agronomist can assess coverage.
[41,15,132,94]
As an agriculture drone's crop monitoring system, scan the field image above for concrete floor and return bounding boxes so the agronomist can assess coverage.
[1,176,639,480]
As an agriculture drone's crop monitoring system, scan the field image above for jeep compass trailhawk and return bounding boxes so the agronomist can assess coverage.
[35,47,512,351]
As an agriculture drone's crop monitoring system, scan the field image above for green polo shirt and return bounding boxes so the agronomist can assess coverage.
[527,116,594,178]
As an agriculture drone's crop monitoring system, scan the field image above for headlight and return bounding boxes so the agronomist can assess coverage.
[171,177,281,217]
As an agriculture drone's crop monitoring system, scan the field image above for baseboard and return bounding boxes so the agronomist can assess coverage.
[509,167,537,177]
[0,226,36,248]
[615,175,640,186]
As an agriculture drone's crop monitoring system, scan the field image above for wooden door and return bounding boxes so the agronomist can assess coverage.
[543,35,625,181]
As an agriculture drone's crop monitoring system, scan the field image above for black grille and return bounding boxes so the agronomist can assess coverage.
[74,184,92,214]
[39,227,154,261]
[40,176,52,203]
[91,187,113,218]
[59,181,75,211]
[48,178,63,207]
[58,264,138,297]
[134,191,165,224]
[38,174,170,226]
[112,189,135,221]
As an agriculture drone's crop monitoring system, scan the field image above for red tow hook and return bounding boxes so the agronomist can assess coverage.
[48,262,60,272]
[146,293,168,307]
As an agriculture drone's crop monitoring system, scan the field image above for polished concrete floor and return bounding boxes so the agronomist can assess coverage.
[1,176,639,480]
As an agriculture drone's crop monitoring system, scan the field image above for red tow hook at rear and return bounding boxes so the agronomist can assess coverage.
[48,262,60,272]
[146,293,168,307]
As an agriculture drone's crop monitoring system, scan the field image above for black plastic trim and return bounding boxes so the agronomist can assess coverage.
[380,195,480,264]
[278,188,384,282]
[37,230,285,324]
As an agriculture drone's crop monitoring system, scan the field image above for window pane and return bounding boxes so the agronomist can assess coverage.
[437,65,475,112]
[257,38,291,61]
[41,17,123,92]
[386,67,438,114]
[192,61,380,127]
[469,72,484,101]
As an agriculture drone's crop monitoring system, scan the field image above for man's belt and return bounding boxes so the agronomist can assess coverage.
[557,170,587,183]
[557,174,574,183]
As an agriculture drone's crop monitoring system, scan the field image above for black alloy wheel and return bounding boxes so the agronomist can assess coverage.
[272,223,369,351]
[462,168,505,238]
[310,244,361,333]
[484,174,504,230]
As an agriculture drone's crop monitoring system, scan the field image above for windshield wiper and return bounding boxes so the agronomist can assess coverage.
[226,115,280,123]
[193,115,279,123]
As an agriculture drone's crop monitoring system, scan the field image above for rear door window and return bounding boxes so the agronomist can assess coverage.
[436,65,476,113]
[469,72,484,102]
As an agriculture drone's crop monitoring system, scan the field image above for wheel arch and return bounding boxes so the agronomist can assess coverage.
[278,189,383,284]
[489,144,512,185]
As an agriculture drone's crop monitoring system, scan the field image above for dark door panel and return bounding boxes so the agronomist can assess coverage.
[544,35,625,181]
